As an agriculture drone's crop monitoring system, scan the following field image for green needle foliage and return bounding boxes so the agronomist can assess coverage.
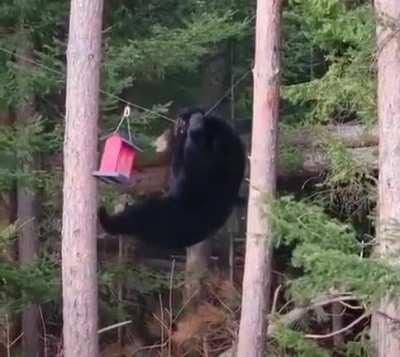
[0,2,387,355]
[270,196,400,324]
[0,0,249,318]
[281,0,375,125]
[272,325,331,357]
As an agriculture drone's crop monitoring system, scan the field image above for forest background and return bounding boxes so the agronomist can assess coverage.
[0,0,385,356]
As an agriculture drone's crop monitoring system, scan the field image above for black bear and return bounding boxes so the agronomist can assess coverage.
[98,108,245,249]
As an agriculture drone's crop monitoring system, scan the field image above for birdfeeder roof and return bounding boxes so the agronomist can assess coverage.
[100,132,142,152]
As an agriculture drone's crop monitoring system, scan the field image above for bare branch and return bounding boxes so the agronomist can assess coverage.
[268,295,358,336]
[97,320,132,335]
[305,314,369,340]
[376,310,400,325]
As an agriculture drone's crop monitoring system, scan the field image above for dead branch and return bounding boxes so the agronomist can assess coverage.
[97,320,132,335]
[304,313,369,340]
[218,294,360,357]
[267,294,359,336]
[270,285,282,316]
[339,300,364,310]
[376,310,400,325]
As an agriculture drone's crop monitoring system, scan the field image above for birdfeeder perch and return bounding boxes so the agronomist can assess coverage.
[93,133,139,184]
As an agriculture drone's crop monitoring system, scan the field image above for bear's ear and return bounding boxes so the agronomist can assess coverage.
[187,112,205,132]
[177,107,190,119]
[177,107,205,121]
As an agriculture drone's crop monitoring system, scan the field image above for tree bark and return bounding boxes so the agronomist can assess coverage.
[371,1,400,356]
[331,302,345,348]
[184,242,211,303]
[218,212,239,282]
[185,52,228,300]
[16,30,40,357]
[237,1,282,356]
[62,0,103,356]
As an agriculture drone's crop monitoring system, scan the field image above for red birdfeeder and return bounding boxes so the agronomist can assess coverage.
[93,133,139,184]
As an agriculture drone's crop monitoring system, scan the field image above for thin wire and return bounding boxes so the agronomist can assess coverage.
[126,111,132,142]
[113,105,135,143]
[98,91,175,123]
[204,13,256,116]
[205,69,251,117]
[0,45,176,123]
[113,105,131,134]
[0,45,60,74]
[0,44,251,123]
[113,115,126,134]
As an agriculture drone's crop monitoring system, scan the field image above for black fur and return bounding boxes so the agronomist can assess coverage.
[98,108,245,249]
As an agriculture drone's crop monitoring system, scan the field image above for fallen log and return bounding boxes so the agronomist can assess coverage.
[279,146,378,178]
[236,121,378,148]
[137,123,378,168]
[281,124,377,148]
[108,124,378,195]
[116,146,378,195]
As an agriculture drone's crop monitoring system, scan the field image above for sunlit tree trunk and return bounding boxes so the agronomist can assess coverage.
[62,0,103,355]
[237,0,282,356]
[371,1,400,356]
[16,29,41,357]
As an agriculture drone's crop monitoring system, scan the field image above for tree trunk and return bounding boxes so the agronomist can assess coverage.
[62,0,103,356]
[237,1,282,356]
[185,242,212,302]
[218,212,239,282]
[371,1,400,356]
[185,52,228,299]
[331,302,345,348]
[16,30,40,357]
